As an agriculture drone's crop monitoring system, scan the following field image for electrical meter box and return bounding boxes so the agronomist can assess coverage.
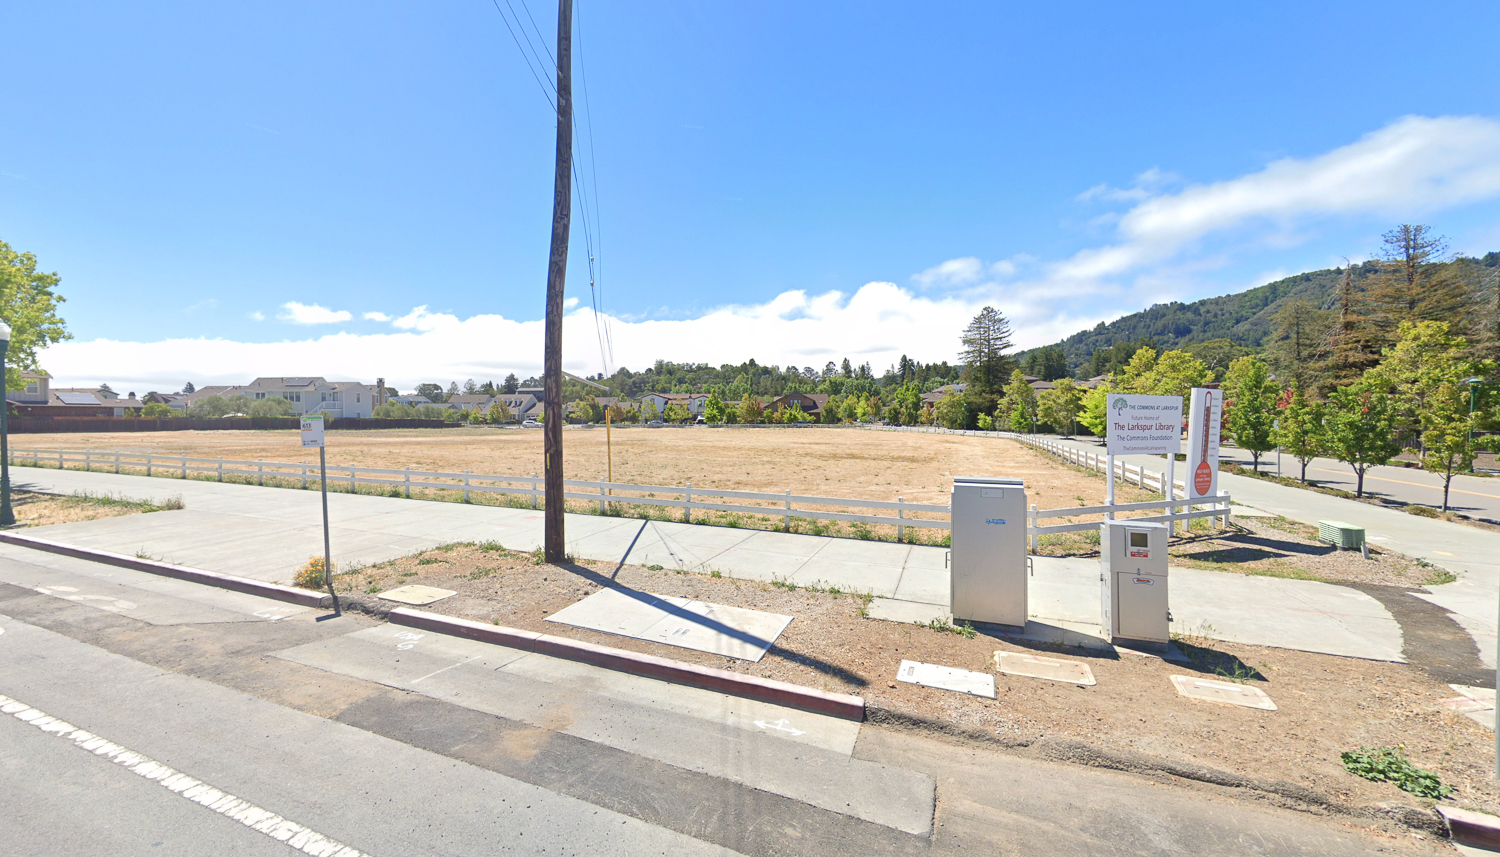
[1100,520,1169,647]
[950,476,1027,628]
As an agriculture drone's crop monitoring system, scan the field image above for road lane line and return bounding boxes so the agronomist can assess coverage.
[0,692,368,857]
[1309,468,1500,500]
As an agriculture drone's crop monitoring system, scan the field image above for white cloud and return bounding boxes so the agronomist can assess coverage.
[40,286,1111,392]
[249,311,265,322]
[278,302,352,324]
[363,311,391,322]
[913,257,983,288]
[564,297,580,310]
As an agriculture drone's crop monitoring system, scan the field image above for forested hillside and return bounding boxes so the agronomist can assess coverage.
[1031,251,1499,374]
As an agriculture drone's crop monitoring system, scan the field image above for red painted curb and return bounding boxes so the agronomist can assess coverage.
[388,607,866,721]
[0,532,332,609]
[1439,806,1500,849]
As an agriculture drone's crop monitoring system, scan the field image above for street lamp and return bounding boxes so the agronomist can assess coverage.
[0,320,14,526]
[1467,377,1484,474]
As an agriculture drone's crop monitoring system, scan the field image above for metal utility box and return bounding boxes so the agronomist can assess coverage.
[950,477,1027,628]
[1317,520,1366,551]
[1100,520,1169,647]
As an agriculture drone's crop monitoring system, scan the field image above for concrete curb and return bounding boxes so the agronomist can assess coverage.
[0,532,332,609]
[387,607,866,721]
[1439,806,1500,850]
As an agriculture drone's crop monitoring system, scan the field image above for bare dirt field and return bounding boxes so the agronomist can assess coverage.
[329,542,1497,824]
[8,489,181,527]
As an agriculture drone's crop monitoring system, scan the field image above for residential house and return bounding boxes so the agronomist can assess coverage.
[6,373,147,416]
[496,393,541,421]
[768,393,829,418]
[172,377,376,418]
[639,392,708,418]
[444,394,494,413]
[391,395,433,407]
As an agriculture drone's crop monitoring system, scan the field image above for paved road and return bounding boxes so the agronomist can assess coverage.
[1216,445,1500,523]
[9,466,1406,662]
[0,546,1443,855]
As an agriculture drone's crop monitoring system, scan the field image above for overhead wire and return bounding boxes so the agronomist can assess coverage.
[489,0,555,110]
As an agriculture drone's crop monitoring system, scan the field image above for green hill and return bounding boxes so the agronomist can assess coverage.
[1033,252,1498,373]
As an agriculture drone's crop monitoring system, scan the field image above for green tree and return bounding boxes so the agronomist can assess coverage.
[641,399,660,422]
[0,240,71,391]
[1367,321,1486,446]
[1321,264,1383,395]
[1225,356,1277,471]
[1267,299,1332,393]
[247,396,294,417]
[186,395,234,418]
[933,391,968,430]
[501,373,519,394]
[1113,347,1158,393]
[414,383,446,403]
[959,307,1013,415]
[976,412,994,430]
[1078,383,1111,436]
[889,382,922,426]
[704,388,727,423]
[1038,378,1085,435]
[739,396,764,424]
[998,369,1037,433]
[141,402,173,418]
[1419,381,1478,512]
[1273,386,1324,483]
[1367,224,1468,338]
[1138,349,1211,397]
[1325,380,1402,498]
[488,400,513,423]
[662,402,691,423]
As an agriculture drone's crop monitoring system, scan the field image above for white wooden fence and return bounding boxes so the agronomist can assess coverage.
[11,445,1231,544]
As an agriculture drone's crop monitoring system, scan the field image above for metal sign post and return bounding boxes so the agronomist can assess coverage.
[301,415,334,601]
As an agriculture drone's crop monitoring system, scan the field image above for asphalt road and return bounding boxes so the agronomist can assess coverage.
[0,546,1450,856]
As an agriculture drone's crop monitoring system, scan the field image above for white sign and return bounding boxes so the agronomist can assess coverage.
[1105,394,1183,456]
[300,415,325,448]
[1185,387,1222,499]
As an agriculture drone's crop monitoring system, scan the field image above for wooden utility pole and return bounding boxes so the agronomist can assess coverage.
[543,0,573,563]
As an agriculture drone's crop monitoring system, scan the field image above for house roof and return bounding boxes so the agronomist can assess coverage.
[447,394,493,405]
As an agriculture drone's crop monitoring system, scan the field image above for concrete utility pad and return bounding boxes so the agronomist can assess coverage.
[897,660,996,699]
[1441,685,1496,731]
[377,584,457,606]
[546,587,792,662]
[1170,675,1277,711]
[994,651,1096,686]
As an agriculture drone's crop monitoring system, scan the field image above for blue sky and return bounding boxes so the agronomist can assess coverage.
[5,2,1500,391]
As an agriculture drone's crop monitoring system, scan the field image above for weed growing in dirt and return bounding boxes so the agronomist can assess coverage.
[1415,559,1458,587]
[770,575,798,592]
[848,522,874,540]
[710,569,722,578]
[530,547,546,565]
[467,567,496,580]
[417,558,445,566]
[646,564,664,571]
[856,591,874,618]
[1405,505,1441,518]
[475,540,506,552]
[67,490,184,514]
[292,556,331,590]
[1340,746,1453,798]
[924,618,977,639]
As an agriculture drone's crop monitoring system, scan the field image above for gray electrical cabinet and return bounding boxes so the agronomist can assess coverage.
[1100,520,1169,647]
[950,476,1027,628]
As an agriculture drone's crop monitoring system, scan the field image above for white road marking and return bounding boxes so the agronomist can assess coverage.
[753,718,806,737]
[0,692,369,857]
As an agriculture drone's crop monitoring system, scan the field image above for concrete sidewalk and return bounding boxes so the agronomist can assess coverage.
[10,465,1403,661]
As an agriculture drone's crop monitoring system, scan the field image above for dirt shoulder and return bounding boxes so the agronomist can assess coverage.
[325,541,1498,824]
[7,489,181,528]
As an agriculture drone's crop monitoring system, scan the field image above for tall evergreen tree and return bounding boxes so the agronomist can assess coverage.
[1320,264,1382,395]
[1267,299,1331,393]
[959,306,1014,415]
[1367,224,1468,339]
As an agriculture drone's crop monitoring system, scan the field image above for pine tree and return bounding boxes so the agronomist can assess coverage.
[1268,299,1331,393]
[1320,265,1382,395]
[1367,224,1468,339]
[959,306,1014,415]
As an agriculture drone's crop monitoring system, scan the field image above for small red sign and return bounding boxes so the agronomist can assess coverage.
[1129,549,1149,558]
[1193,461,1212,496]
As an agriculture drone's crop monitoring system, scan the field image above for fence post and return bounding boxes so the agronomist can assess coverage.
[217,458,223,482]
[85,451,91,472]
[181,455,187,480]
[897,497,904,542]
[531,473,538,509]
[349,467,355,494]
[784,489,792,532]
[1029,504,1039,552]
[257,459,264,486]
[599,481,607,514]
[32,449,38,467]
[58,450,63,470]
[146,454,153,477]
[684,482,692,524]
[404,467,411,498]
[301,463,308,490]
[1219,491,1231,528]
[114,453,120,474]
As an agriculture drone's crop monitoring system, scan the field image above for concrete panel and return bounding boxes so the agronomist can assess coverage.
[897,660,996,698]
[546,587,793,662]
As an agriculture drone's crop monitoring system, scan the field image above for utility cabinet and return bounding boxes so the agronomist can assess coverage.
[949,477,1027,628]
[1100,520,1169,647]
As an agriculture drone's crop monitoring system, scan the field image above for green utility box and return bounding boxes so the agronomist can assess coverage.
[1317,520,1366,550]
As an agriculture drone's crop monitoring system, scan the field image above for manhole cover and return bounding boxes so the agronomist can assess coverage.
[897,660,996,699]
[1170,675,1276,711]
[993,651,1096,686]
[377,585,458,606]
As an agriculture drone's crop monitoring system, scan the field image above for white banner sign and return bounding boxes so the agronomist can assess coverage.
[1105,394,1183,456]
[1185,388,1222,499]
[300,415,326,448]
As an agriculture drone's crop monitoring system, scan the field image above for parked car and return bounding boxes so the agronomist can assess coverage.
[646,420,664,428]
[522,419,540,427]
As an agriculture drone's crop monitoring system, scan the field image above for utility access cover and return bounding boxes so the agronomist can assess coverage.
[546,587,791,662]
[897,660,996,699]
[993,651,1096,686]
[376,585,457,606]
[1170,675,1277,711]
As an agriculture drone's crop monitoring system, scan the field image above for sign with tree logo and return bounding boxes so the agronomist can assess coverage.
[1105,394,1183,456]
[1185,388,1222,499]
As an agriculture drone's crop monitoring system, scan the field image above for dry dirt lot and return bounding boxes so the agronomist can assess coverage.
[8,489,181,527]
[328,542,1499,824]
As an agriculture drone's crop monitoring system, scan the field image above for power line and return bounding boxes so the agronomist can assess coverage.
[489,0,555,110]
[518,0,558,68]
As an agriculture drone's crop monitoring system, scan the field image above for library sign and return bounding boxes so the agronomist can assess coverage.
[1105,394,1183,457]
